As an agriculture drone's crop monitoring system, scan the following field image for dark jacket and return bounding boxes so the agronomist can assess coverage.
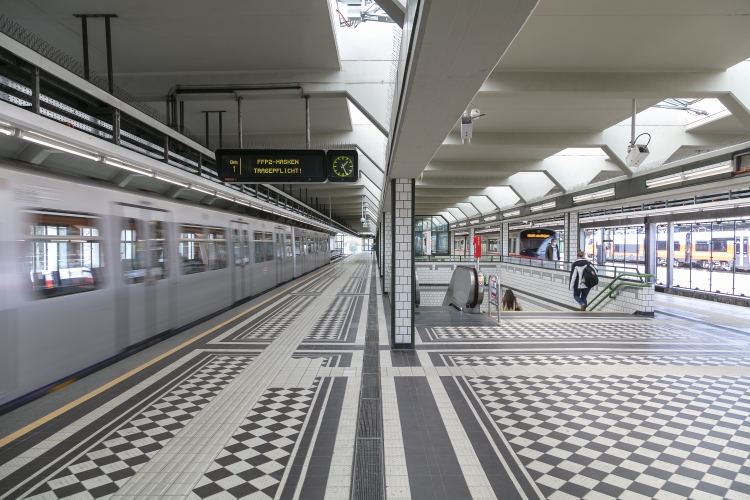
[569,258,591,290]
[545,243,560,261]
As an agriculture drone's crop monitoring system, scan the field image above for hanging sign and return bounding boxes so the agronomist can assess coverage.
[217,149,359,183]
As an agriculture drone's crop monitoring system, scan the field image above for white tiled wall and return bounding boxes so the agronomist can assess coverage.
[394,179,413,344]
[384,211,392,295]
[501,223,509,256]
[565,212,580,262]
[415,260,654,314]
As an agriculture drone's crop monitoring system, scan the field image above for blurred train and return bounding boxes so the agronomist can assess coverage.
[453,228,559,259]
[0,161,334,408]
[583,231,750,271]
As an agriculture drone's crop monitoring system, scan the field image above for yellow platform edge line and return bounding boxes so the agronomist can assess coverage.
[0,262,337,449]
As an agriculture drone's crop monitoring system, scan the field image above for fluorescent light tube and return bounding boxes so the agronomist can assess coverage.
[683,162,732,180]
[530,201,555,212]
[483,216,496,222]
[235,199,250,206]
[458,222,467,226]
[573,188,614,203]
[21,132,100,161]
[646,173,683,188]
[215,192,234,201]
[0,123,14,135]
[154,174,188,188]
[503,210,520,217]
[469,219,479,224]
[190,184,215,195]
[104,158,153,176]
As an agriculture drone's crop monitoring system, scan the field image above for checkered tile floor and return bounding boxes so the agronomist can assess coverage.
[294,277,336,294]
[427,323,713,341]
[450,354,750,367]
[305,296,354,341]
[339,278,366,294]
[190,382,318,500]
[469,374,750,500]
[238,296,315,340]
[25,355,250,500]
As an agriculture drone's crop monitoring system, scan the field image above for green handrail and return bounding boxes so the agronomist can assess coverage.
[587,272,654,311]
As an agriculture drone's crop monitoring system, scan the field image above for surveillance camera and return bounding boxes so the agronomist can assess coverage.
[626,144,650,168]
[461,108,485,144]
[360,217,366,223]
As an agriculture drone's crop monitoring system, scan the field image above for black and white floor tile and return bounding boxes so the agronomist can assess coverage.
[449,354,750,367]
[468,373,750,500]
[425,323,715,342]
[305,296,355,341]
[236,296,316,341]
[189,382,319,500]
[25,355,251,500]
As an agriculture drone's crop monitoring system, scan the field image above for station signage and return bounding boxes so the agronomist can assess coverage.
[217,149,358,184]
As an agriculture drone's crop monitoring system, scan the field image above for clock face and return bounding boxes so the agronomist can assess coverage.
[332,156,354,177]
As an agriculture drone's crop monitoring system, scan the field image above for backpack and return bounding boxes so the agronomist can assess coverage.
[582,264,599,288]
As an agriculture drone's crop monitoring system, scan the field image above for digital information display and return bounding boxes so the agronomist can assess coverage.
[217,149,358,184]
[217,149,326,183]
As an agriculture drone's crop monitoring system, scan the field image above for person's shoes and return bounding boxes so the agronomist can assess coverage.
[580,304,586,311]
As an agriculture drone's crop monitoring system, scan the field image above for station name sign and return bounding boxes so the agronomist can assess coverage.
[217,149,358,183]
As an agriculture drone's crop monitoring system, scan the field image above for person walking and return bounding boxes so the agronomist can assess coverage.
[501,289,522,311]
[545,237,560,261]
[569,250,597,311]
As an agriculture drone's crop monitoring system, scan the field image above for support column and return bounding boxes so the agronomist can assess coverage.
[104,16,114,94]
[565,212,579,262]
[644,222,657,282]
[501,223,509,257]
[392,179,414,347]
[666,222,675,288]
[384,210,393,295]
[468,227,475,258]
[237,96,243,148]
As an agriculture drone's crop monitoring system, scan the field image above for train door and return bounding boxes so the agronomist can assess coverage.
[294,230,303,277]
[285,231,293,280]
[275,227,285,285]
[232,222,250,301]
[116,205,172,348]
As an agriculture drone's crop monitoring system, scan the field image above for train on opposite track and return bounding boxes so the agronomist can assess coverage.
[0,160,334,409]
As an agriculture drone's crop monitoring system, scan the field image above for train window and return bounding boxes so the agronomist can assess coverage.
[243,230,250,264]
[295,236,301,256]
[179,225,206,274]
[26,212,104,298]
[207,228,227,270]
[265,232,274,261]
[233,229,242,266]
[254,231,264,263]
[711,239,730,253]
[148,221,167,280]
[121,218,146,284]
[286,234,293,258]
[276,234,283,260]
[695,242,710,252]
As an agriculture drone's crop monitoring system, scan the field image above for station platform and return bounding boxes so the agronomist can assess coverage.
[2,253,750,500]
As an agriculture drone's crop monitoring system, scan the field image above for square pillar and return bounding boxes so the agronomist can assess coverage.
[383,210,392,295]
[468,227,475,257]
[501,223,509,257]
[666,221,674,287]
[644,222,657,282]
[392,179,414,347]
[564,212,579,262]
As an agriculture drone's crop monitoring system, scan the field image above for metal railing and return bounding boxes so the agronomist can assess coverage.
[415,255,642,279]
[587,272,654,311]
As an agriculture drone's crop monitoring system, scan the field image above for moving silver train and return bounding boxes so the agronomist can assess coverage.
[0,161,333,408]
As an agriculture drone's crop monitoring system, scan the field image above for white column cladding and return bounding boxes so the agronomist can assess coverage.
[501,223,509,256]
[565,212,579,261]
[384,211,393,296]
[468,227,475,257]
[393,179,413,345]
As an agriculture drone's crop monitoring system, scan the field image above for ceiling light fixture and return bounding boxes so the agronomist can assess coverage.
[20,131,100,161]
[573,188,615,203]
[647,161,731,188]
[483,215,497,222]
[530,201,556,212]
[215,192,234,201]
[0,122,14,135]
[190,184,215,195]
[104,158,153,176]
[153,174,188,188]
[469,219,479,224]
[503,210,520,218]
